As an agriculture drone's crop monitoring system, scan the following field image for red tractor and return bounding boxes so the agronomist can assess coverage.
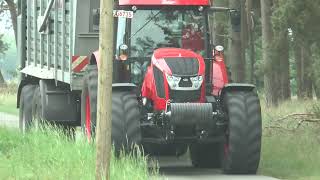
[82,0,262,174]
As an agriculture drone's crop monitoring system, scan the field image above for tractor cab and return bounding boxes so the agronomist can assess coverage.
[106,0,214,86]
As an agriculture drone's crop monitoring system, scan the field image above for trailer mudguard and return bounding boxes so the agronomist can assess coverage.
[39,80,79,124]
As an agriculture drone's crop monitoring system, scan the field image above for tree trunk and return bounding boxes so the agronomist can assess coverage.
[278,30,291,100]
[240,0,247,82]
[212,0,227,45]
[300,44,313,99]
[261,0,279,106]
[314,83,320,99]
[0,70,6,87]
[229,0,246,82]
[246,0,256,84]
[294,43,303,98]
[295,42,313,99]
[5,0,18,44]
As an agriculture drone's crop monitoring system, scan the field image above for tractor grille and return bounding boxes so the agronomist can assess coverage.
[169,89,201,103]
[153,66,165,98]
[179,77,193,87]
[164,58,199,76]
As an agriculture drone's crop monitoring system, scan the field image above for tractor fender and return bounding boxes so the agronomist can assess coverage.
[89,50,100,65]
[220,83,256,97]
[112,83,137,92]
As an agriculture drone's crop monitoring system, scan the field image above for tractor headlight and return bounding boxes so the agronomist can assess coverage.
[166,74,181,89]
[190,76,204,89]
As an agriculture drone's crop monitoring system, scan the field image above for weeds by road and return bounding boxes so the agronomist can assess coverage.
[259,100,320,180]
[0,126,158,180]
[0,84,18,115]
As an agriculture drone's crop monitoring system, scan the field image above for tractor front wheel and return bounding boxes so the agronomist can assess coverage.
[222,91,262,174]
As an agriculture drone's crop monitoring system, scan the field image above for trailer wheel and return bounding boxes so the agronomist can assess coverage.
[81,65,142,154]
[190,143,222,168]
[32,87,43,128]
[19,85,36,133]
[222,91,262,174]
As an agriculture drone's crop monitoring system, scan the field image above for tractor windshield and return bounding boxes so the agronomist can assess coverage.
[130,9,206,57]
[115,8,207,84]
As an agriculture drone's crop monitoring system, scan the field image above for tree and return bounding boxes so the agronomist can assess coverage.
[272,0,320,99]
[0,34,8,86]
[0,0,17,44]
[229,0,246,82]
[278,30,291,100]
[261,0,280,106]
[95,0,114,179]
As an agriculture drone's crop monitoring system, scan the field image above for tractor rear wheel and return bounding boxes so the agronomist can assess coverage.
[81,65,142,154]
[222,91,262,174]
[190,143,222,168]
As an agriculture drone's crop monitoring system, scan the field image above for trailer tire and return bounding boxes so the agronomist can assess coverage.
[32,87,43,121]
[222,91,262,174]
[190,143,222,168]
[81,66,142,154]
[19,85,36,133]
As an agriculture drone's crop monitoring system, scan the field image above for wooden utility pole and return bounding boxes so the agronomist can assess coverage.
[95,0,114,179]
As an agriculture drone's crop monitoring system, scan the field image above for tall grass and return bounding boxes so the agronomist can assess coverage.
[259,100,320,180]
[0,125,158,180]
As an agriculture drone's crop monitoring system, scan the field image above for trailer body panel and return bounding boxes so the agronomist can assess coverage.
[19,0,102,90]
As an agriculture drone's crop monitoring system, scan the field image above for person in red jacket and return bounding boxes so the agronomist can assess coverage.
[181,22,205,54]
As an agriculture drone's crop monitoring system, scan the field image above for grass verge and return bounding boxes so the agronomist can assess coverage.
[0,84,18,115]
[0,126,158,180]
[259,100,320,180]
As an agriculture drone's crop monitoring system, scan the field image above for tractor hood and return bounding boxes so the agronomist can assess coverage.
[151,48,205,76]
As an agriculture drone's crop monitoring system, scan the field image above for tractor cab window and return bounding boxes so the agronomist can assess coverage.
[128,8,205,84]
[130,9,205,57]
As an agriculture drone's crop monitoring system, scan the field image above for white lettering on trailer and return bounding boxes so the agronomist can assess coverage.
[113,10,134,18]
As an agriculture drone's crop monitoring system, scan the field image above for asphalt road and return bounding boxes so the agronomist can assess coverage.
[0,112,279,180]
[152,156,279,180]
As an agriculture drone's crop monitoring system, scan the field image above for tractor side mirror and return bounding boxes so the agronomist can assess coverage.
[118,44,129,61]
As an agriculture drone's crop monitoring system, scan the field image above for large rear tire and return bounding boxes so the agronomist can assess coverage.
[222,91,262,174]
[19,85,36,133]
[190,143,222,168]
[81,65,142,154]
